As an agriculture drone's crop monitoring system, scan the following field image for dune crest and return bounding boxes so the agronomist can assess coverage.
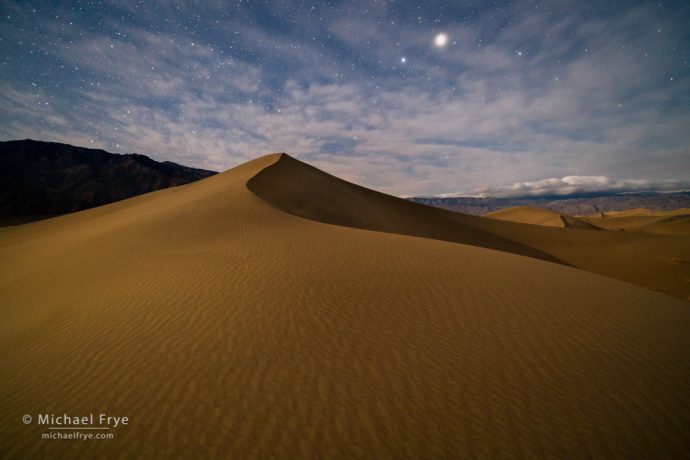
[247,154,566,264]
[248,154,690,299]
[1,153,690,458]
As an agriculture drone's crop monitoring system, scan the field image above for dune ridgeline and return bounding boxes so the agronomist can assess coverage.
[1,153,689,458]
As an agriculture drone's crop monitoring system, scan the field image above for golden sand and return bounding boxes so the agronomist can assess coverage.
[1,154,689,458]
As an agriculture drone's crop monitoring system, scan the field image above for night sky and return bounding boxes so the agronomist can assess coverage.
[1,1,689,197]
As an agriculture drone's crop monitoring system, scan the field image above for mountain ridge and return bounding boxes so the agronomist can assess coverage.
[0,139,217,225]
[410,192,690,216]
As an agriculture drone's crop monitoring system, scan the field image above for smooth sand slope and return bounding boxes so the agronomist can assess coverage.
[484,205,601,229]
[1,154,690,459]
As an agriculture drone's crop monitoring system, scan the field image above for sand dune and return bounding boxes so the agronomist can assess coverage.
[484,205,601,229]
[582,208,690,235]
[643,214,690,234]
[1,154,690,458]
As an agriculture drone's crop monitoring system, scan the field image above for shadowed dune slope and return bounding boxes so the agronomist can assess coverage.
[485,205,601,229]
[248,155,690,299]
[1,153,690,459]
[247,155,566,264]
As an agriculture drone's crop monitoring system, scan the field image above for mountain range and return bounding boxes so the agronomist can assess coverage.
[409,192,690,216]
[0,139,216,225]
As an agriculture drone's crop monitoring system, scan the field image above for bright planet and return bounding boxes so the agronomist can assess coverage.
[434,32,448,47]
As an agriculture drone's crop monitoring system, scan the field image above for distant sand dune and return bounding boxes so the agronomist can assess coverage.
[582,208,690,235]
[643,214,690,234]
[1,153,689,458]
[484,205,601,229]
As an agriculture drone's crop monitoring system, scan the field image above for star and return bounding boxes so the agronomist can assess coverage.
[434,33,448,48]
[401,57,406,63]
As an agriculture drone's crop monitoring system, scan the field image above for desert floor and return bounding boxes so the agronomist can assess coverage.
[1,154,689,458]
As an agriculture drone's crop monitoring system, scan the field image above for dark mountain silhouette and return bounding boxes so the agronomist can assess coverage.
[0,139,217,225]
